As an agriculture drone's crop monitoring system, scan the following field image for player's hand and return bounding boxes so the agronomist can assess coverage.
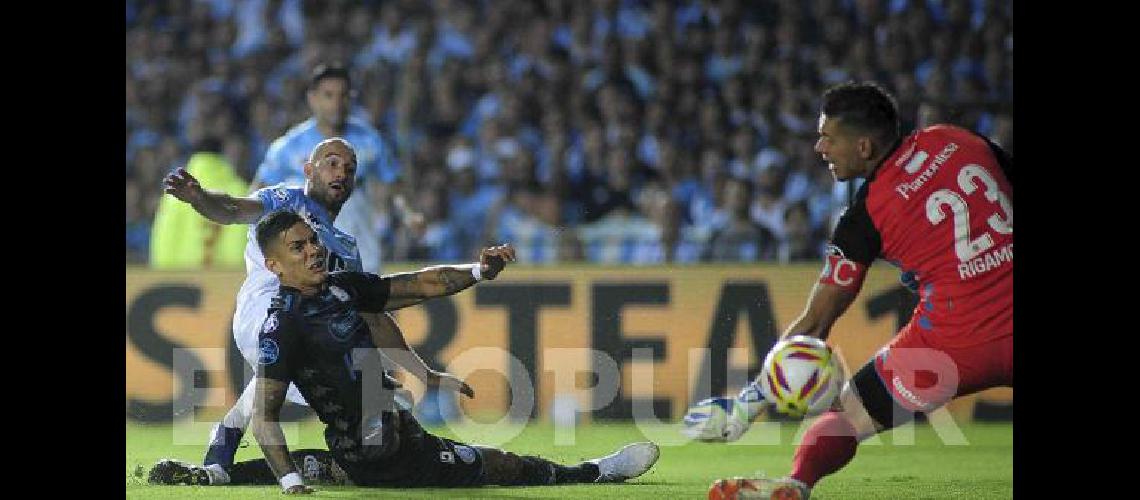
[479,244,516,280]
[283,484,314,494]
[162,167,205,204]
[680,397,753,443]
[427,370,475,399]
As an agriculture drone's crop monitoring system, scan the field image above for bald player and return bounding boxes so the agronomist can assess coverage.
[162,138,467,484]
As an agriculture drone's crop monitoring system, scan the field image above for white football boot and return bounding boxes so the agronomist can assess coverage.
[589,441,661,482]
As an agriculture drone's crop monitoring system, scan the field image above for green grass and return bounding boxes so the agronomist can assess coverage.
[126,419,1012,499]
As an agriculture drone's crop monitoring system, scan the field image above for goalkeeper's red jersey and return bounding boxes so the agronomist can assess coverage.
[829,125,1013,348]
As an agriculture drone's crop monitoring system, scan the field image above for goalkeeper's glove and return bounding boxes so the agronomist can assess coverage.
[682,380,769,442]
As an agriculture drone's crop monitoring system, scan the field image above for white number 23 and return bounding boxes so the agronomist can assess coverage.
[925,164,1012,262]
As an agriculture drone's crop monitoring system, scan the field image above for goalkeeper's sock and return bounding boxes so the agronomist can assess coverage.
[789,410,859,488]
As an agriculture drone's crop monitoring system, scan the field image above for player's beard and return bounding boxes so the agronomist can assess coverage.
[313,184,351,213]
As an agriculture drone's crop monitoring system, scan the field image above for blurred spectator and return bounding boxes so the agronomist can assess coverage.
[750,165,789,239]
[127,0,1012,265]
[485,183,571,264]
[445,136,506,259]
[149,138,249,269]
[704,177,776,262]
[776,201,824,263]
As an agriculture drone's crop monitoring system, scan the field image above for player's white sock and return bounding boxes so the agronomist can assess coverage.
[221,378,257,429]
[204,463,231,485]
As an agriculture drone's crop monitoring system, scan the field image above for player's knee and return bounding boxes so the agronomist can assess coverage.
[848,361,914,434]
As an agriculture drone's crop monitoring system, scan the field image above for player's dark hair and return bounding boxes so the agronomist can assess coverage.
[309,62,351,90]
[256,210,306,255]
[821,82,900,147]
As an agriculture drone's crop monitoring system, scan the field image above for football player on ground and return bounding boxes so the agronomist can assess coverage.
[149,211,660,492]
[162,137,466,484]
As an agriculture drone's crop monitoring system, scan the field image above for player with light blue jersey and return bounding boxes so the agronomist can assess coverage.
[255,115,400,190]
[250,63,419,274]
[165,136,361,402]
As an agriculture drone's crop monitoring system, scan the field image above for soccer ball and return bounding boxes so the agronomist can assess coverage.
[681,397,749,441]
[758,336,845,418]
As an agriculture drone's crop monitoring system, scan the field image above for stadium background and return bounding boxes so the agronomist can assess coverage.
[126,0,1012,267]
[125,2,1012,494]
[126,1,1013,497]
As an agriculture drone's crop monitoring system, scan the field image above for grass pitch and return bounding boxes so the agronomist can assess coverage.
[126,419,1012,499]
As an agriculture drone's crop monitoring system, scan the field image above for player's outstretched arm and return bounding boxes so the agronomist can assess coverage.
[782,281,860,342]
[162,167,265,225]
[250,376,314,494]
[383,244,517,310]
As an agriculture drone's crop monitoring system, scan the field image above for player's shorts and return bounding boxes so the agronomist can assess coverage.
[870,321,1013,413]
[333,410,485,488]
[232,292,398,408]
[233,291,308,405]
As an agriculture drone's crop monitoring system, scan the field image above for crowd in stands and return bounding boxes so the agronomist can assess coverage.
[127,0,1012,266]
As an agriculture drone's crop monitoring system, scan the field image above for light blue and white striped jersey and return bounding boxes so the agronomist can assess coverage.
[253,117,400,187]
[252,116,399,274]
[235,185,363,315]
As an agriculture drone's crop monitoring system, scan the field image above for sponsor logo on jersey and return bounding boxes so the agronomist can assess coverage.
[903,150,930,174]
[328,311,362,341]
[329,286,350,302]
[892,375,931,410]
[455,445,477,464]
[894,142,959,200]
[263,311,279,333]
[258,338,279,365]
[440,451,455,464]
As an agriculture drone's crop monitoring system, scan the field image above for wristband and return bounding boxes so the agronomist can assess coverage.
[471,263,484,282]
[279,472,303,491]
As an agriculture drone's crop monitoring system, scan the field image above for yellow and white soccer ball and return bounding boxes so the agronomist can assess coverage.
[758,336,845,418]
